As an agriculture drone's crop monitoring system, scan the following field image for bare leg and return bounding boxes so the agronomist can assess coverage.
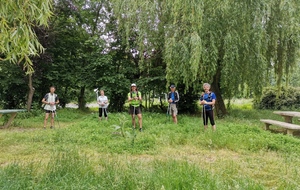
[172,115,177,124]
[137,113,142,129]
[204,125,208,130]
[212,125,216,131]
[44,113,49,128]
[51,112,55,128]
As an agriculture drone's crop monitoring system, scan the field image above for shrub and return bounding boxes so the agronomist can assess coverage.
[254,86,300,110]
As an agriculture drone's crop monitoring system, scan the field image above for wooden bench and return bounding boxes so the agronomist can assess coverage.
[260,119,300,135]
[0,109,26,128]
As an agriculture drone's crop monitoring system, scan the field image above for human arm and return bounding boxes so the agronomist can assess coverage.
[128,93,132,101]
[174,91,179,103]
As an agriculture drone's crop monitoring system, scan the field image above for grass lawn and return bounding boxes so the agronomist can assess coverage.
[1,101,300,189]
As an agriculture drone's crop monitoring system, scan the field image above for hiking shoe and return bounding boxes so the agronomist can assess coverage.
[139,128,143,132]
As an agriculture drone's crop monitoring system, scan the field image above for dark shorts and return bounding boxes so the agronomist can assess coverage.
[129,105,142,115]
[45,110,56,113]
[99,108,108,117]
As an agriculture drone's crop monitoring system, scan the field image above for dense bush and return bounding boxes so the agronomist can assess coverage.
[254,86,300,110]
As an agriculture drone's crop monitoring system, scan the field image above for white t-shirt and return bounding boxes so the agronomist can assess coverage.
[97,96,108,108]
[44,93,58,111]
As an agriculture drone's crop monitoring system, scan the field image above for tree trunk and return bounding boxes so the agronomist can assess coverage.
[26,74,35,111]
[78,86,86,110]
[211,66,227,117]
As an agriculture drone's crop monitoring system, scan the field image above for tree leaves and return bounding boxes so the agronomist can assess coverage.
[0,0,53,73]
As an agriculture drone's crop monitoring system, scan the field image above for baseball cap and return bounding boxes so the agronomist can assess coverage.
[131,83,137,87]
[170,85,176,88]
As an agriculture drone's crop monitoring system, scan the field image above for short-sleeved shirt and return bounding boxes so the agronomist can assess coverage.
[128,91,142,107]
[98,96,108,108]
[44,93,59,111]
[168,91,179,104]
[200,92,216,111]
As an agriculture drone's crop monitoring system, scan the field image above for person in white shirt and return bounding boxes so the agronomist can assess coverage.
[97,90,109,120]
[41,86,59,129]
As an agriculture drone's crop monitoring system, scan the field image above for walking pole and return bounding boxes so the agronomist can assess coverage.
[203,103,207,130]
[94,88,99,101]
[104,108,108,120]
[133,106,136,127]
[166,103,170,122]
[55,111,60,128]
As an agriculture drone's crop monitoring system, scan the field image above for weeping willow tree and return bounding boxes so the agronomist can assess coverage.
[111,0,300,115]
[0,0,53,73]
[1,0,52,111]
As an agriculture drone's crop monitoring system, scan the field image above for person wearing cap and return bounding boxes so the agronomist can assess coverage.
[168,85,179,124]
[128,83,143,131]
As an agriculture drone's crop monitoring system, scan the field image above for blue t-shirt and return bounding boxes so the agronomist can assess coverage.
[171,92,175,104]
[200,92,216,111]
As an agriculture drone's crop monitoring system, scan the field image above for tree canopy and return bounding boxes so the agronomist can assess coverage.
[0,0,52,73]
[110,0,300,115]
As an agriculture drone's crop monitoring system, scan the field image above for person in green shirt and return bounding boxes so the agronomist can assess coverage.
[128,83,143,132]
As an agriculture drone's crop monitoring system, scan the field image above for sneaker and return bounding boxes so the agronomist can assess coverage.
[50,126,54,129]
[139,128,143,132]
[43,127,46,130]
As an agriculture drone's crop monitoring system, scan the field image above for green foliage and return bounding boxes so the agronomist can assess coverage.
[254,87,300,110]
[176,84,199,114]
[0,0,53,72]
[0,62,27,108]
[110,0,300,116]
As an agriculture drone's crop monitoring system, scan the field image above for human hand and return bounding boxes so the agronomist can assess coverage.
[200,100,207,105]
[168,99,172,103]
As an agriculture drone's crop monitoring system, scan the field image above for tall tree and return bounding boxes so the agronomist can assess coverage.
[110,0,300,116]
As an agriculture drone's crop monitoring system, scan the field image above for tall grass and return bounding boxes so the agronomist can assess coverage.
[1,106,300,189]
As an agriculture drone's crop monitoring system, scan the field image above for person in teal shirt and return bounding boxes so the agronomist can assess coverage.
[128,83,143,132]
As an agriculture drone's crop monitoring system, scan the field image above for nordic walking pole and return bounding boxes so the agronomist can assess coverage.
[166,103,169,122]
[55,111,60,128]
[133,106,136,128]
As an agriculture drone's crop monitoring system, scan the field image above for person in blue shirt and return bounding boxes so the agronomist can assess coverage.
[168,85,179,124]
[200,83,216,131]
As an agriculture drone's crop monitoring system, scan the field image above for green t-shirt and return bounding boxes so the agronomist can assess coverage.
[128,91,142,107]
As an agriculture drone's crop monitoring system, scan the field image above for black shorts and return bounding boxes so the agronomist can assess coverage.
[129,105,142,115]
[45,110,56,113]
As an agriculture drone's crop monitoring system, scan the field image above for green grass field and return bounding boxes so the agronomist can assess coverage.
[1,102,300,189]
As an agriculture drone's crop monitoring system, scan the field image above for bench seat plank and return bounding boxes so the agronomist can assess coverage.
[260,119,300,135]
[0,109,26,128]
[0,109,26,114]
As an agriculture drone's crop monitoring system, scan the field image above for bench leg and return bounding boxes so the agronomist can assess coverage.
[286,129,294,136]
[3,113,18,128]
[265,123,271,130]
